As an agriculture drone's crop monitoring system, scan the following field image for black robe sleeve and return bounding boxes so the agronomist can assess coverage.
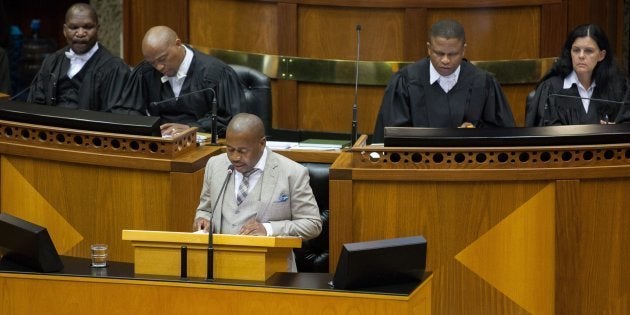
[112,62,152,115]
[372,71,413,143]
[0,47,9,94]
[476,73,515,128]
[90,52,130,112]
[187,62,243,133]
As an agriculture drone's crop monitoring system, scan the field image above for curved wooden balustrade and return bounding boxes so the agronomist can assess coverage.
[0,119,197,159]
[351,144,630,171]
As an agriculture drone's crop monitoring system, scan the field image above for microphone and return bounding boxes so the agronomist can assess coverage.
[351,24,361,145]
[549,93,628,124]
[149,87,219,143]
[12,72,57,102]
[9,86,31,101]
[206,164,234,281]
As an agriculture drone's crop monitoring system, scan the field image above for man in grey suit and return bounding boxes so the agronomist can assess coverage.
[193,113,322,240]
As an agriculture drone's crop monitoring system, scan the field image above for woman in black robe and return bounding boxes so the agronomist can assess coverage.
[525,24,630,126]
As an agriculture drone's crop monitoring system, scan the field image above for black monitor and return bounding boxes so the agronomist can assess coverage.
[0,213,63,272]
[384,124,630,147]
[331,235,427,290]
[0,101,161,136]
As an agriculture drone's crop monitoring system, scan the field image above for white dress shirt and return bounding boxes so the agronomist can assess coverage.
[563,70,596,112]
[160,45,193,96]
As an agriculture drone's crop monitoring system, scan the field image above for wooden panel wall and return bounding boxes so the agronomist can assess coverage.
[123,0,621,131]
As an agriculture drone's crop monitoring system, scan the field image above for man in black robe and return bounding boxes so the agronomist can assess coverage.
[372,19,515,143]
[115,26,243,137]
[27,3,130,111]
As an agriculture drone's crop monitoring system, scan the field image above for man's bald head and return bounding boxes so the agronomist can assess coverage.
[141,26,185,77]
[225,113,266,174]
[227,113,266,139]
[142,26,178,53]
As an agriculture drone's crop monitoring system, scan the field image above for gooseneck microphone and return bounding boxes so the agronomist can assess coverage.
[11,72,57,102]
[206,164,235,281]
[351,24,361,145]
[149,87,219,143]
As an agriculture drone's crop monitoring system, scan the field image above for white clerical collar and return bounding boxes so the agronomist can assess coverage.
[563,71,596,112]
[160,45,193,83]
[65,42,99,61]
[65,43,99,79]
[429,61,461,93]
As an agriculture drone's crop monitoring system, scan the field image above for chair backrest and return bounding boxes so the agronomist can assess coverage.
[229,64,272,132]
[294,162,330,272]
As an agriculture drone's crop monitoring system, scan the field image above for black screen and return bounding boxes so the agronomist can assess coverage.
[384,124,630,147]
[0,101,161,136]
[0,213,63,272]
[332,235,427,290]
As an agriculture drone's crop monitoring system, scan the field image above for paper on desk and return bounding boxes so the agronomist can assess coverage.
[267,141,298,149]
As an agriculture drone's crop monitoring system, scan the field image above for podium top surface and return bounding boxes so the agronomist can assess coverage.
[121,230,302,248]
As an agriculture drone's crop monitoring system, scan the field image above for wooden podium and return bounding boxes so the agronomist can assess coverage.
[330,133,630,314]
[122,230,302,281]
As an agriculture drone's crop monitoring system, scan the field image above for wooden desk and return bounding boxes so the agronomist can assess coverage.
[330,136,630,314]
[0,120,222,263]
[0,256,432,315]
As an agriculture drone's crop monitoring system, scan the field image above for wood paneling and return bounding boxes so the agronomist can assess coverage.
[331,148,630,314]
[123,0,189,65]
[189,0,278,54]
[0,273,432,314]
[540,3,567,57]
[298,6,405,61]
[427,7,540,60]
[298,83,383,133]
[0,141,218,263]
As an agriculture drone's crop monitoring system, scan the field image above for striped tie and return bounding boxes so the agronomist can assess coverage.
[237,169,257,205]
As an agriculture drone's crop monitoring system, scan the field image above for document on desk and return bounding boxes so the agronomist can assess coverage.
[267,141,299,150]
[295,139,349,150]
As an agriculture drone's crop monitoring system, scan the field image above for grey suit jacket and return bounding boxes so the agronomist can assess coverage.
[194,149,322,240]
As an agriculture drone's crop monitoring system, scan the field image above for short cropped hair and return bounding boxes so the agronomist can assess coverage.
[430,19,465,42]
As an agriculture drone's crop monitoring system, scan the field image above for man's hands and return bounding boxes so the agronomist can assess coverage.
[193,217,210,232]
[161,123,191,137]
[239,218,267,236]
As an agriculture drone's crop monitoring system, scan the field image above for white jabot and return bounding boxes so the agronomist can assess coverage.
[65,42,99,79]
[429,61,461,93]
[160,45,193,97]
[563,71,596,112]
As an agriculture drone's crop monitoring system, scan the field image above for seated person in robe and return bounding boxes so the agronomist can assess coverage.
[115,26,243,137]
[525,24,630,126]
[27,3,130,111]
[372,19,515,143]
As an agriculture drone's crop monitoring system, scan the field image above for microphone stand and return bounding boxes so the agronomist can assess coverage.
[206,165,234,281]
[351,24,361,145]
[210,97,218,145]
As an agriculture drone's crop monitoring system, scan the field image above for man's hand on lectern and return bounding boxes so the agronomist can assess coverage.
[193,217,210,232]
[239,218,266,236]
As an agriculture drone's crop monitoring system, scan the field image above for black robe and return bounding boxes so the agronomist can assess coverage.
[27,44,130,111]
[373,58,515,143]
[115,47,243,134]
[0,47,9,94]
[525,75,630,126]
